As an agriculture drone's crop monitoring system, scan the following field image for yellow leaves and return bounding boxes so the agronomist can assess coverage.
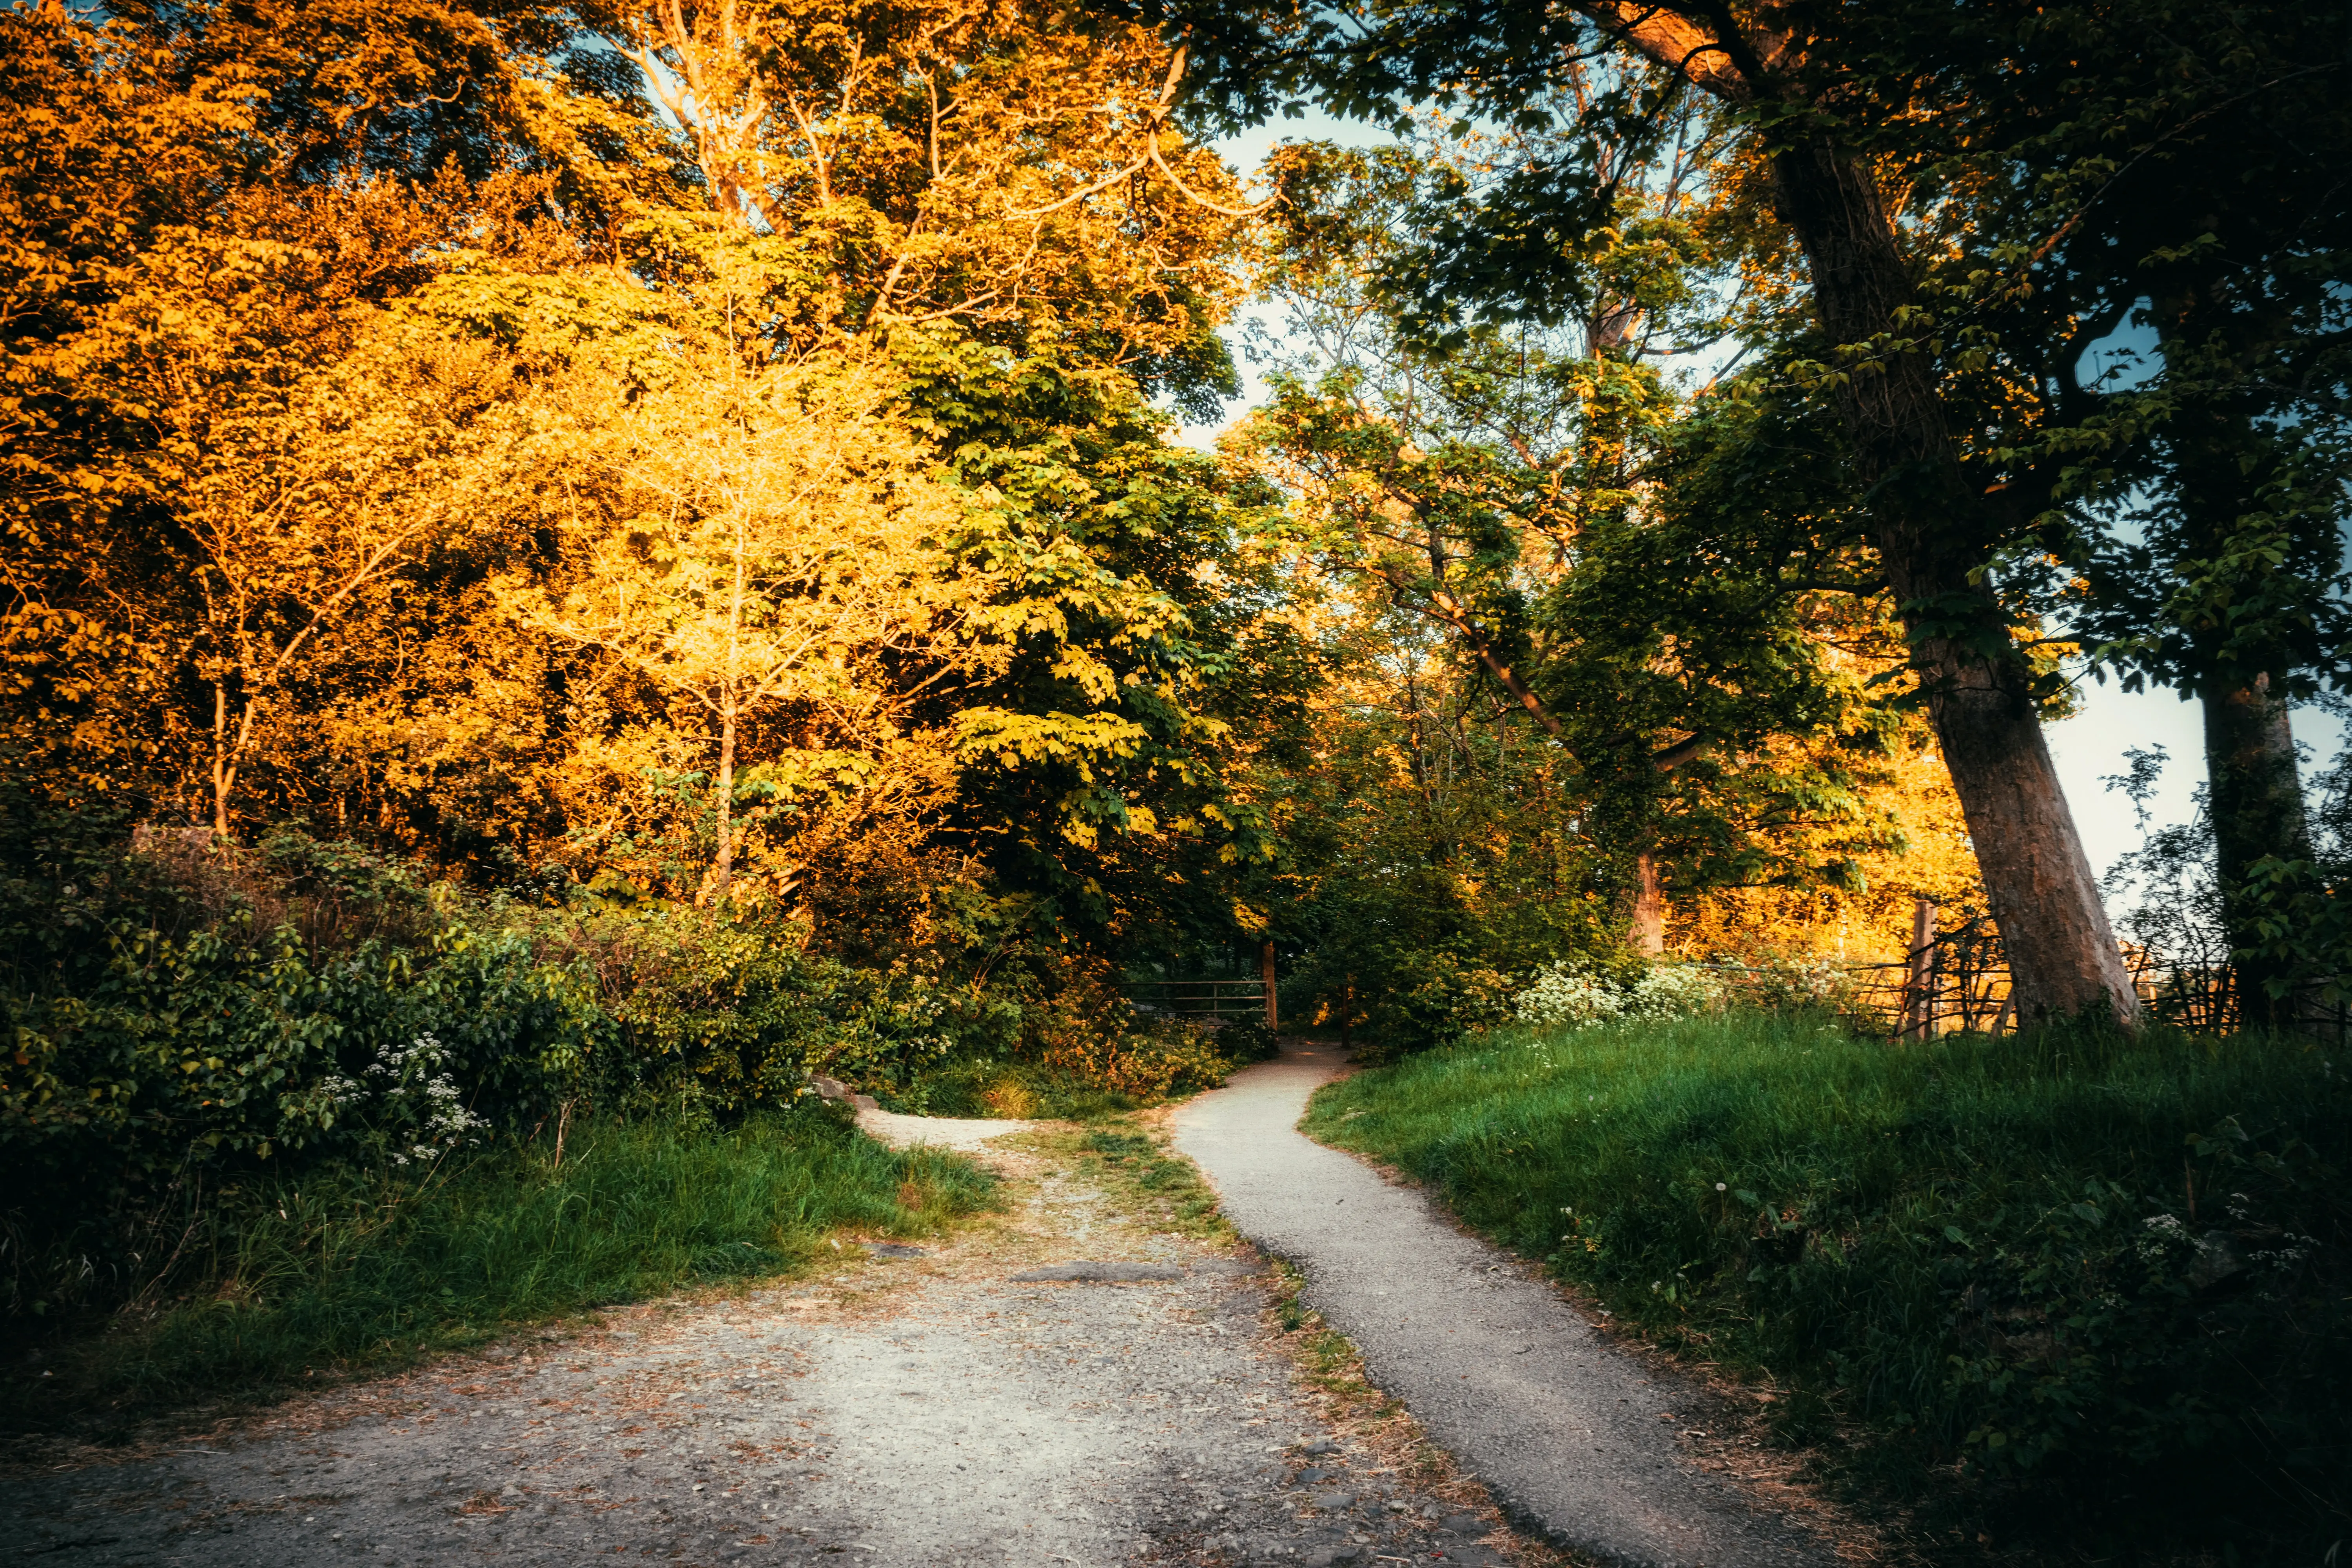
[597,0,1248,368]
[514,337,973,712]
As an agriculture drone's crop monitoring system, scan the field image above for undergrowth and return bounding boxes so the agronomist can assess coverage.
[4,1105,995,1435]
[1305,1009,2352,1559]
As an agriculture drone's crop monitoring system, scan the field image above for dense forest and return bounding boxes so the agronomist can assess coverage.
[4,0,2352,1552]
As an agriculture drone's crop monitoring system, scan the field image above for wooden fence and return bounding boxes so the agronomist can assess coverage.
[1774,898,2347,1040]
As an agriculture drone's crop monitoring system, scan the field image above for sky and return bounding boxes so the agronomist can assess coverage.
[1177,118,2345,892]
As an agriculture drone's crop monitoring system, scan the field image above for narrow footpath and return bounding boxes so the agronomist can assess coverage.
[1173,1045,1835,1568]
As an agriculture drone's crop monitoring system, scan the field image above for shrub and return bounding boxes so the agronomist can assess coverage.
[1514,959,1721,1030]
[1,908,604,1316]
[1514,959,1628,1028]
[1034,1014,1235,1100]
[1216,1018,1280,1063]
[1624,963,1724,1018]
[1352,949,1517,1060]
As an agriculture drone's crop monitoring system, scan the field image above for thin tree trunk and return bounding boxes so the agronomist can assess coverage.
[1260,938,1279,1030]
[1766,139,2137,1029]
[2202,674,2312,1029]
[1630,849,1666,957]
[715,514,747,903]
[713,695,737,900]
[211,684,232,838]
[210,683,257,840]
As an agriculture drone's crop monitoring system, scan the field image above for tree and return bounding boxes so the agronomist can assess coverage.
[1991,2,2352,1025]
[11,218,535,835]
[590,0,1252,409]
[1172,0,2146,1025]
[1237,125,1938,960]
[508,319,973,902]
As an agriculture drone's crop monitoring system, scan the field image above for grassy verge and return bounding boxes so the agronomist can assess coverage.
[1305,1010,2352,1558]
[1038,1120,1235,1241]
[5,1105,996,1435]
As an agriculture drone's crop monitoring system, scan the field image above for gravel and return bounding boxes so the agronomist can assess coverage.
[1173,1043,1835,1568]
[1007,1261,1187,1283]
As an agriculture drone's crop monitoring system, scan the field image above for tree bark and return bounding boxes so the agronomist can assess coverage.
[1630,848,1666,957]
[1765,140,2138,1029]
[1260,938,1279,1029]
[1562,5,2138,1025]
[2202,674,2312,1029]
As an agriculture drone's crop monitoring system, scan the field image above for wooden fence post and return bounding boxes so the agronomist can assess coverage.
[1906,898,1938,1039]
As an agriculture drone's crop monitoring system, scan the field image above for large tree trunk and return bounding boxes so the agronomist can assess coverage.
[1767,140,2137,1028]
[2202,675,2312,1029]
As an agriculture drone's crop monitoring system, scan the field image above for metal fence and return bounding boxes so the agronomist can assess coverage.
[1127,978,1269,1025]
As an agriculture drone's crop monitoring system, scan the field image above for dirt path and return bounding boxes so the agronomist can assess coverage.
[2,1120,1528,1568]
[1174,1045,1837,1568]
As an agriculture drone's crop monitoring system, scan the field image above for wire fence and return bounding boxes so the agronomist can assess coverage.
[1737,900,2349,1041]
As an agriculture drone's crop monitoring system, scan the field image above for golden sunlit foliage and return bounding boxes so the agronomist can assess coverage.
[0,0,2012,1203]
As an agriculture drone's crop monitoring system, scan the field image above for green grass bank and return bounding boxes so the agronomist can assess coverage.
[1303,1012,2352,1553]
[5,1105,995,1434]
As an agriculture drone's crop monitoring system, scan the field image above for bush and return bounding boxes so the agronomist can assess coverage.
[1345,948,1517,1060]
[2,902,605,1315]
[543,907,988,1119]
[1514,959,1630,1028]
[1216,1018,1280,1063]
[0,803,1243,1328]
[0,811,985,1318]
[1305,1011,2352,1550]
[1513,958,1722,1029]
[1033,1014,1238,1100]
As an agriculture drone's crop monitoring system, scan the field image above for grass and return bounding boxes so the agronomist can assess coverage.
[1030,1120,1236,1241]
[1305,1009,2352,1559]
[893,1058,1153,1122]
[5,1103,996,1434]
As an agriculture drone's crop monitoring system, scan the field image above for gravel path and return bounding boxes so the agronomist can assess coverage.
[1173,1045,1836,1568]
[3,1129,1528,1568]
